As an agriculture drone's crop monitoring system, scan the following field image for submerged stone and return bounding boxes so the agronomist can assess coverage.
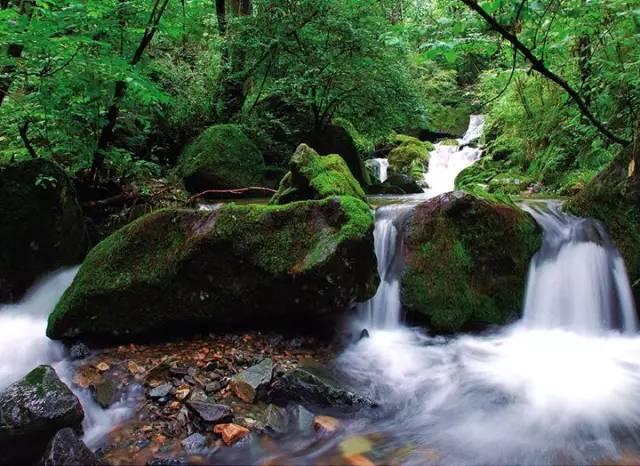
[92,378,119,409]
[0,365,84,465]
[267,366,375,414]
[39,427,97,466]
[401,191,541,333]
[47,196,378,340]
[181,432,208,454]
[264,404,289,435]
[230,359,273,403]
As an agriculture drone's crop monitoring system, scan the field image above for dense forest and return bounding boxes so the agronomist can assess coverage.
[1,1,640,465]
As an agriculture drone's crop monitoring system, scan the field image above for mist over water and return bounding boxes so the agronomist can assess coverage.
[0,268,135,448]
[346,116,640,465]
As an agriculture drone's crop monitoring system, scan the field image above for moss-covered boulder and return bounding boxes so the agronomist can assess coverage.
[0,159,89,302]
[0,365,84,465]
[401,192,541,333]
[304,124,371,186]
[367,173,423,195]
[177,124,266,194]
[270,144,367,204]
[387,135,432,182]
[567,145,640,304]
[47,196,378,340]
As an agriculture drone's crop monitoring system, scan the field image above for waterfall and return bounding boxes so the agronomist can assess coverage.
[423,115,485,196]
[356,204,413,328]
[0,269,135,448]
[521,201,637,334]
[365,158,390,183]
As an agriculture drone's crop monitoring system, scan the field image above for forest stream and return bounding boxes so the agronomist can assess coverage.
[2,117,640,465]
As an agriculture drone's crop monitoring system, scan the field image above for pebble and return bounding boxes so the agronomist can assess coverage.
[149,383,173,399]
[213,423,249,445]
[181,433,208,454]
[187,401,233,423]
[69,343,91,360]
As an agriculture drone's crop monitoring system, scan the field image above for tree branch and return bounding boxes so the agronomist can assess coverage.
[459,0,630,146]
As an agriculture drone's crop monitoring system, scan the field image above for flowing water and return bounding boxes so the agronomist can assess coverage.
[2,114,640,464]
[0,268,136,448]
[365,158,390,183]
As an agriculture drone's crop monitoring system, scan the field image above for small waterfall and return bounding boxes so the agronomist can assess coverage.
[357,204,413,328]
[423,115,485,196]
[365,158,390,183]
[0,269,135,448]
[521,201,637,334]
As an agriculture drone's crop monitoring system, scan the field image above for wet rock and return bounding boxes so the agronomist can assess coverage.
[313,415,340,435]
[0,365,84,465]
[291,405,315,433]
[367,173,423,195]
[187,401,233,424]
[205,381,224,394]
[169,367,189,377]
[359,329,370,340]
[213,423,249,445]
[149,383,172,399]
[181,433,208,454]
[402,191,541,332]
[268,366,375,414]
[92,378,119,409]
[0,158,90,302]
[230,358,273,403]
[264,404,289,435]
[47,197,378,341]
[69,343,90,361]
[39,428,97,466]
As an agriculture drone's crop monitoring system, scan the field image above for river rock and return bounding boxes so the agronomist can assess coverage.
[0,159,89,302]
[181,432,208,454]
[39,428,97,466]
[47,196,378,340]
[264,404,289,435]
[270,144,367,204]
[92,378,119,409]
[567,144,640,306]
[230,358,273,403]
[267,366,375,414]
[187,401,233,424]
[68,343,91,361]
[367,173,423,195]
[401,191,541,333]
[149,383,172,399]
[0,365,84,465]
[213,423,249,445]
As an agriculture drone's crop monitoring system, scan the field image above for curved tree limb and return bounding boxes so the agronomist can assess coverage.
[459,0,630,146]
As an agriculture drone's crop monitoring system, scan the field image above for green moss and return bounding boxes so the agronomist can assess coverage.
[402,193,541,333]
[271,144,367,204]
[387,136,432,182]
[177,124,265,193]
[47,196,377,340]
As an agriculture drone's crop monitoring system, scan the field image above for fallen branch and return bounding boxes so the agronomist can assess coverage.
[459,0,630,147]
[188,186,277,203]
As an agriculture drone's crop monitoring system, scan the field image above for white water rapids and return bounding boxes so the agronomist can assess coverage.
[345,115,640,464]
[0,268,134,448]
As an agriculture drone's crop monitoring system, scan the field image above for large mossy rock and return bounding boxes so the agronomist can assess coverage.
[567,145,640,303]
[0,365,84,465]
[387,135,432,182]
[0,159,89,302]
[401,192,541,333]
[177,124,266,194]
[271,144,367,205]
[305,124,371,186]
[47,196,379,340]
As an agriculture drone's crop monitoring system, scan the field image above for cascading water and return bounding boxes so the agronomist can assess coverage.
[521,201,637,334]
[343,114,640,465]
[365,158,390,183]
[0,269,135,448]
[423,115,485,197]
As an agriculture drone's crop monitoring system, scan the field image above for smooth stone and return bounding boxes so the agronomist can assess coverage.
[149,383,172,399]
[69,343,91,361]
[181,433,208,454]
[264,404,288,435]
[40,428,97,466]
[230,358,273,403]
[187,401,233,423]
[291,404,315,433]
[92,378,119,409]
[0,365,84,465]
